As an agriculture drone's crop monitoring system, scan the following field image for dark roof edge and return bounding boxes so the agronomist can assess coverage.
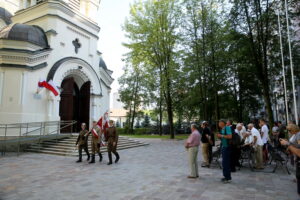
[0,7,13,25]
[0,48,52,55]
[0,62,47,70]
[23,14,99,40]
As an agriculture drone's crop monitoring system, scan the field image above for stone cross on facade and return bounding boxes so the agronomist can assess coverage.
[72,38,81,54]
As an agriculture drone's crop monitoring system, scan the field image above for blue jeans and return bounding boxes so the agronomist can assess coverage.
[222,147,231,180]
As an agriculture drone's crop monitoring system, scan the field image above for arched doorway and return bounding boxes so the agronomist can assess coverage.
[59,77,90,133]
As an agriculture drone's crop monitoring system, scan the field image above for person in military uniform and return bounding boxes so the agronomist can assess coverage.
[75,123,90,163]
[88,120,103,164]
[106,120,120,165]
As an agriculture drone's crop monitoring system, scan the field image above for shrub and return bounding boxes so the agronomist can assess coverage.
[116,127,152,135]
[133,128,151,135]
[116,128,128,135]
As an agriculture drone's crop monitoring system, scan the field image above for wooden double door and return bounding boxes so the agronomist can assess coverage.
[59,77,90,133]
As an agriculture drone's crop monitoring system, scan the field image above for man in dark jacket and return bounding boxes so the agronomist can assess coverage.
[201,121,211,167]
[75,123,90,162]
[106,120,120,165]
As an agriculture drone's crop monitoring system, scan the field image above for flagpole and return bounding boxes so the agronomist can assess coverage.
[277,10,289,124]
[284,0,298,125]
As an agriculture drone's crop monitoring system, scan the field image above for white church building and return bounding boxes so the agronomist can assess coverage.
[0,0,113,132]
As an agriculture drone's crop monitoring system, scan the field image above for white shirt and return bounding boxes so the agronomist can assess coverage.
[251,127,263,146]
[244,134,253,144]
[261,124,269,144]
[272,126,279,133]
[242,126,247,133]
[235,128,247,140]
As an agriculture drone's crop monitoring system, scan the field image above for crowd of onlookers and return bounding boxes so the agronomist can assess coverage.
[185,118,300,195]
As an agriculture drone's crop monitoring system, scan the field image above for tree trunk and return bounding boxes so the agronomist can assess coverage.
[262,77,274,127]
[166,90,175,139]
[164,74,175,139]
[130,75,140,134]
[159,66,163,136]
[127,104,132,134]
[159,92,163,136]
[243,0,274,127]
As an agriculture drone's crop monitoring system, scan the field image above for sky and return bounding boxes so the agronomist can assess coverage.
[97,0,135,107]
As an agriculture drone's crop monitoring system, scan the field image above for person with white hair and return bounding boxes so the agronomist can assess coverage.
[259,119,269,164]
[185,124,200,178]
[280,124,300,196]
[235,123,247,140]
[248,123,264,169]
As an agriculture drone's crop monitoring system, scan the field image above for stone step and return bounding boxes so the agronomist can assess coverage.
[44,138,138,145]
[25,135,149,156]
[26,143,148,156]
[40,140,142,147]
[28,143,147,152]
[61,136,131,140]
[60,137,133,141]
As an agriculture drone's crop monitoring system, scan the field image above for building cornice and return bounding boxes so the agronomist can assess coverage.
[13,0,100,38]
[0,47,51,67]
[100,67,114,87]
[0,48,52,55]
[0,62,47,70]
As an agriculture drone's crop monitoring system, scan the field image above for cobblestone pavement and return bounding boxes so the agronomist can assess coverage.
[0,139,298,200]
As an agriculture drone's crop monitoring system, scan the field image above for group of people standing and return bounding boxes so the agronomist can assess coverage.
[75,120,120,165]
[185,119,292,184]
[217,119,274,183]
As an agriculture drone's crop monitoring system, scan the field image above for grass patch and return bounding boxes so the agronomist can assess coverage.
[121,134,189,140]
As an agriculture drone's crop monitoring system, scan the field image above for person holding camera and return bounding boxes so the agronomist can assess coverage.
[217,120,232,183]
[280,124,300,196]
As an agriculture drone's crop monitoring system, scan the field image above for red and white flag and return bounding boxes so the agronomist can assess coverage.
[38,80,60,96]
[103,112,109,130]
[95,112,109,139]
[91,128,99,139]
[97,117,103,128]
[38,79,45,88]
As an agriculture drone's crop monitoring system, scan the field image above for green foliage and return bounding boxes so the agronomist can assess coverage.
[135,118,141,128]
[134,128,151,135]
[116,128,128,135]
[117,128,152,135]
[120,0,300,129]
[122,0,182,138]
[116,121,120,128]
[142,114,151,127]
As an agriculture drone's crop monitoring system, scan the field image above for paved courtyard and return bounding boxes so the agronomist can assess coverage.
[0,139,298,200]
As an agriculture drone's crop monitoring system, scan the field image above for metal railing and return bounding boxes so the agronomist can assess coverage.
[0,120,77,156]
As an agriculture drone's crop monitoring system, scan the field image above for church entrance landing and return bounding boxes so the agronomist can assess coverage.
[59,77,90,132]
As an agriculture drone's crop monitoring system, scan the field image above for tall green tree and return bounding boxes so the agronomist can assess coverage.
[123,0,181,138]
[230,0,278,126]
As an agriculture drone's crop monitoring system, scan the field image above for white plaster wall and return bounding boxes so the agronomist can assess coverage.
[0,0,113,131]
[0,19,6,30]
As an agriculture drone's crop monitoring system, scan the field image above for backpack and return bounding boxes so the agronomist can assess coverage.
[224,127,241,146]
